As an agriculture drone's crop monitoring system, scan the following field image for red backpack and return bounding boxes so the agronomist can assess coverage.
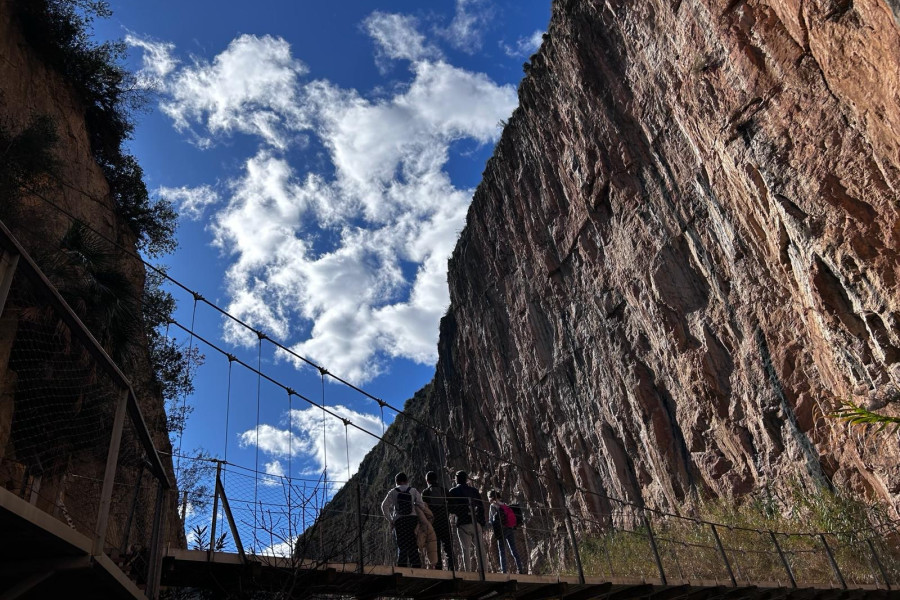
[499,503,517,528]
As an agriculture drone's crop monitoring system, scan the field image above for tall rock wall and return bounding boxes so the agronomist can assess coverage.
[0,0,180,542]
[340,0,900,523]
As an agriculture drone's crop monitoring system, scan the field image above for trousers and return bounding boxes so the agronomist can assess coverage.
[456,522,485,571]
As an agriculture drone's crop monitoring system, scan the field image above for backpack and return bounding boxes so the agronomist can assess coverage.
[508,504,525,527]
[396,486,413,516]
[499,503,517,528]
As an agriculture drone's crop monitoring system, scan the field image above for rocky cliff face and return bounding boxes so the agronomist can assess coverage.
[338,0,900,524]
[0,0,179,541]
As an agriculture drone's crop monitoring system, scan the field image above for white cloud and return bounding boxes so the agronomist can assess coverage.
[364,12,442,65]
[238,405,386,483]
[158,35,310,149]
[132,27,518,383]
[126,34,178,87]
[501,30,545,58]
[441,0,489,53]
[158,184,219,220]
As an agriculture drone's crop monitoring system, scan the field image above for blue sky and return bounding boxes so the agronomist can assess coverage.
[93,0,550,492]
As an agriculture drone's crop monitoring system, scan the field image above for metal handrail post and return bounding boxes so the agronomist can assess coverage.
[209,461,222,561]
[642,513,667,585]
[564,507,585,583]
[710,523,736,586]
[866,538,892,590]
[819,534,847,589]
[93,388,130,556]
[769,531,796,588]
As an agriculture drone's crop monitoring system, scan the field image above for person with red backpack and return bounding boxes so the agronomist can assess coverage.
[488,490,525,574]
[382,472,426,568]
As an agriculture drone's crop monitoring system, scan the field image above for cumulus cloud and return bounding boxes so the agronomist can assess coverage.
[131,23,517,383]
[151,35,310,149]
[501,30,544,58]
[158,184,219,220]
[126,34,178,87]
[238,405,386,482]
[364,12,442,65]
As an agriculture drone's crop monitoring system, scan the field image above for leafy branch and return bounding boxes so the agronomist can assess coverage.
[830,400,900,433]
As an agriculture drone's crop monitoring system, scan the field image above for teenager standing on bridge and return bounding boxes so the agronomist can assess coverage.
[448,471,487,572]
[382,472,426,568]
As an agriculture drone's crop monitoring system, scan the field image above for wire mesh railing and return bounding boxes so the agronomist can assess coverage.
[0,221,170,597]
[168,453,900,592]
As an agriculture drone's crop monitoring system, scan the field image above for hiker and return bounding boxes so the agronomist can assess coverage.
[381,472,426,568]
[415,499,438,568]
[448,470,486,571]
[488,490,525,574]
[422,471,455,570]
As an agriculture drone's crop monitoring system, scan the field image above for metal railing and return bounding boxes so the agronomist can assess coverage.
[0,220,170,598]
[171,454,900,592]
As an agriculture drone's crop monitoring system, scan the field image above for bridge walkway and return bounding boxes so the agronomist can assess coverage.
[162,549,899,600]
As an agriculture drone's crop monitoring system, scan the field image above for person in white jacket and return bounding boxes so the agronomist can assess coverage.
[381,472,426,568]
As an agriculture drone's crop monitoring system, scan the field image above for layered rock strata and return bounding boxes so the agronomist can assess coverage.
[337,0,900,525]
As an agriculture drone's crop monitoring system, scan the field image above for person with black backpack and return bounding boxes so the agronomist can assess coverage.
[422,471,455,570]
[487,490,525,574]
[381,472,426,568]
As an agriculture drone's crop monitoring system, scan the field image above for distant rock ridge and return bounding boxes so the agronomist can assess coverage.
[329,0,900,534]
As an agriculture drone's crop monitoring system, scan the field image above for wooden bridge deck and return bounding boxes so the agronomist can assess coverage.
[162,549,899,600]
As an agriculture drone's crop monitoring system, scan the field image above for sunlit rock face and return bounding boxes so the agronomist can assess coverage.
[343,0,900,523]
[437,0,900,512]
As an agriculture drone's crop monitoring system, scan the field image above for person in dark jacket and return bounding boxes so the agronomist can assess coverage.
[422,471,455,570]
[381,472,426,568]
[448,470,486,571]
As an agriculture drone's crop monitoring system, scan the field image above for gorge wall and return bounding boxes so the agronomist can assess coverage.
[0,0,179,542]
[336,0,900,525]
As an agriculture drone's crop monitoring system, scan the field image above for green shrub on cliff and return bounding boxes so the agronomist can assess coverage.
[13,0,176,258]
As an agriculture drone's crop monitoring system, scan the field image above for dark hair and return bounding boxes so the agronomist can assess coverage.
[488,490,499,500]
[395,472,408,485]
[455,470,467,484]
[426,471,437,485]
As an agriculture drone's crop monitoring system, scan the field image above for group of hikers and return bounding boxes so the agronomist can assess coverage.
[380,470,526,574]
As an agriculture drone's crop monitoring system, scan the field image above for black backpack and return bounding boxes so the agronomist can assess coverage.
[396,486,413,516]
[509,504,525,527]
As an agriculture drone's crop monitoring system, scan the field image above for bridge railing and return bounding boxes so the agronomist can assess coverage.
[169,453,900,592]
[0,221,170,598]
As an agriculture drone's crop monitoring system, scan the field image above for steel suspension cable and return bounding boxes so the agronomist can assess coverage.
[254,336,262,552]
[175,296,199,481]
[224,357,233,464]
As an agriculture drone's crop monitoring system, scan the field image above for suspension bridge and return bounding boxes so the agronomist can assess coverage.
[1,213,899,600]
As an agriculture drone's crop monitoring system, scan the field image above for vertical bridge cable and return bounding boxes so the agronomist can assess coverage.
[344,421,352,482]
[287,388,294,551]
[224,356,234,465]
[175,294,199,484]
[320,368,328,508]
[254,333,263,553]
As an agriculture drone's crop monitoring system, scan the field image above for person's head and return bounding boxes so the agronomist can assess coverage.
[395,472,408,486]
[426,471,437,485]
[488,490,500,503]
[455,470,468,485]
